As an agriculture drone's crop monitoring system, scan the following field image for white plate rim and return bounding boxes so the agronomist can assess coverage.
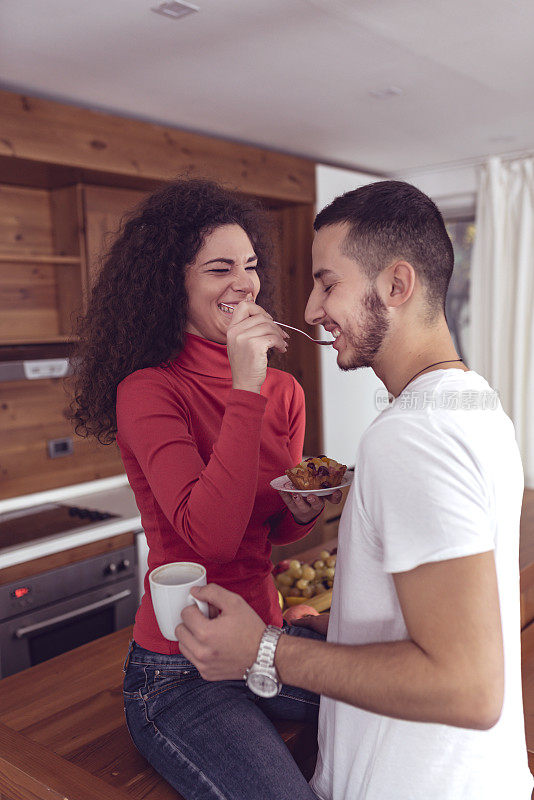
[270,469,354,496]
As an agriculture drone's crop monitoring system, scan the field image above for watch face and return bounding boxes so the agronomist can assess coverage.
[248,672,279,698]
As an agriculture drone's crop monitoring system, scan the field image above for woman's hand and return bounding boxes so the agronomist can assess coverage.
[290,612,330,636]
[279,488,343,524]
[226,295,288,394]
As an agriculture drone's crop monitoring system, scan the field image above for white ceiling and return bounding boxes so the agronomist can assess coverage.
[1,0,533,175]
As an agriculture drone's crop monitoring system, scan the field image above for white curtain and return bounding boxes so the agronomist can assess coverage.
[469,156,534,487]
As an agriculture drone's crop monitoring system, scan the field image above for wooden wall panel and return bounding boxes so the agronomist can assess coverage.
[50,186,87,333]
[0,185,53,255]
[0,91,315,204]
[0,261,60,341]
[269,204,322,457]
[82,185,146,290]
[0,379,124,499]
[50,185,84,258]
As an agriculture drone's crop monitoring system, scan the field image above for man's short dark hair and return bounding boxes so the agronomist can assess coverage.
[314,180,454,314]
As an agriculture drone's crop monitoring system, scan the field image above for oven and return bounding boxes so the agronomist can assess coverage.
[0,503,139,679]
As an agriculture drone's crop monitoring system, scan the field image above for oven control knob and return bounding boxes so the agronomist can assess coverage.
[117,559,131,572]
[104,563,117,576]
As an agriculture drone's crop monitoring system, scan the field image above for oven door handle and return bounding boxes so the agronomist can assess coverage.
[14,589,132,639]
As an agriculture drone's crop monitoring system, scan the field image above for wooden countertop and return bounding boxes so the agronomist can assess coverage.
[1,490,533,799]
[0,626,316,800]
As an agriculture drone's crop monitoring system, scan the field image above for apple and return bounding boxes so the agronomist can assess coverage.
[283,605,320,622]
[273,559,291,575]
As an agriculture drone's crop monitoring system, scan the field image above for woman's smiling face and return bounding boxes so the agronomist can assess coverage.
[185,224,261,344]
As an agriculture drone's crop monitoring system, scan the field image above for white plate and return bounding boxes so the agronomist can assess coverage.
[270,470,354,497]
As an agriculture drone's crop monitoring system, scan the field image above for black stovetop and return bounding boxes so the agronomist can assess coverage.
[0,503,118,549]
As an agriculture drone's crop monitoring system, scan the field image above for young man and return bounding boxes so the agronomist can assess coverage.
[177,181,533,799]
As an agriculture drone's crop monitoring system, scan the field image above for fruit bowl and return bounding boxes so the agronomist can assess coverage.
[273,548,336,613]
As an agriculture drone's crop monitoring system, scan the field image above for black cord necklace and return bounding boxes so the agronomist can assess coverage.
[398,359,464,396]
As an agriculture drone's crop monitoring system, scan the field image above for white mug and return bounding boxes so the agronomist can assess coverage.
[149,561,209,641]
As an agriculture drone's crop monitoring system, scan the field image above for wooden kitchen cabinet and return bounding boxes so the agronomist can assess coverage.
[0,182,146,345]
[0,89,317,351]
[82,185,146,290]
[0,184,85,345]
[0,89,322,501]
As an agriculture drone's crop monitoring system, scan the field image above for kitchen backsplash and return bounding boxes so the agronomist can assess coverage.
[0,375,124,500]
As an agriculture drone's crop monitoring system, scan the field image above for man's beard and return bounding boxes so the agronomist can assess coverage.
[338,287,389,371]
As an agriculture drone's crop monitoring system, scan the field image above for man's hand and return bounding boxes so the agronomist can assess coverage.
[273,551,504,730]
[176,584,266,681]
[280,487,342,524]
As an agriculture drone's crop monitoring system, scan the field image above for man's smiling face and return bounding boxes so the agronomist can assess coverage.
[305,223,390,371]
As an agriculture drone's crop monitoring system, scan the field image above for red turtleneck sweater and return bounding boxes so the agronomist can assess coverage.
[116,333,315,654]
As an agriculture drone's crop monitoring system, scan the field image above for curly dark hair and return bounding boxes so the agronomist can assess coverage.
[68,179,277,445]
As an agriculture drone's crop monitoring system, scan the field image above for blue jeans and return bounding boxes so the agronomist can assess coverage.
[123,623,323,800]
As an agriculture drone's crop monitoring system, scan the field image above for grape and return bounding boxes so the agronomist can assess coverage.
[324,567,335,580]
[276,571,293,587]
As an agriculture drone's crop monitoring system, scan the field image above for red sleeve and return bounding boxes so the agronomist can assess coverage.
[268,378,321,545]
[116,373,267,564]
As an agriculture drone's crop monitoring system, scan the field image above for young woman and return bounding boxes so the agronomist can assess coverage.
[70,179,337,800]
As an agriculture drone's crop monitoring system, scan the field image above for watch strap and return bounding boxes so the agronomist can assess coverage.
[255,625,283,671]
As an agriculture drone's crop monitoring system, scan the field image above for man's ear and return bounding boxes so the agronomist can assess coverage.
[380,260,416,309]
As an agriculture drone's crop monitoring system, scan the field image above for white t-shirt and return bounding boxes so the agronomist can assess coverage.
[311,369,533,800]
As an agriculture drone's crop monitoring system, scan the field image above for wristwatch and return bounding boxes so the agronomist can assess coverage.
[244,625,283,698]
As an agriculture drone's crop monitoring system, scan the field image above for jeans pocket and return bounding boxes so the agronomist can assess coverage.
[141,665,201,700]
[123,662,146,698]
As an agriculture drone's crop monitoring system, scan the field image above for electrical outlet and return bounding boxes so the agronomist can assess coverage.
[47,437,74,459]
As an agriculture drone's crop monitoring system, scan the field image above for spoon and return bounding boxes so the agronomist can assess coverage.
[219,303,335,345]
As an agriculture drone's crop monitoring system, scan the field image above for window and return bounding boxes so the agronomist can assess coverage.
[444,218,475,363]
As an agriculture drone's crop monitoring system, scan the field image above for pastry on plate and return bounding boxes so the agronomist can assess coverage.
[285,456,347,491]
